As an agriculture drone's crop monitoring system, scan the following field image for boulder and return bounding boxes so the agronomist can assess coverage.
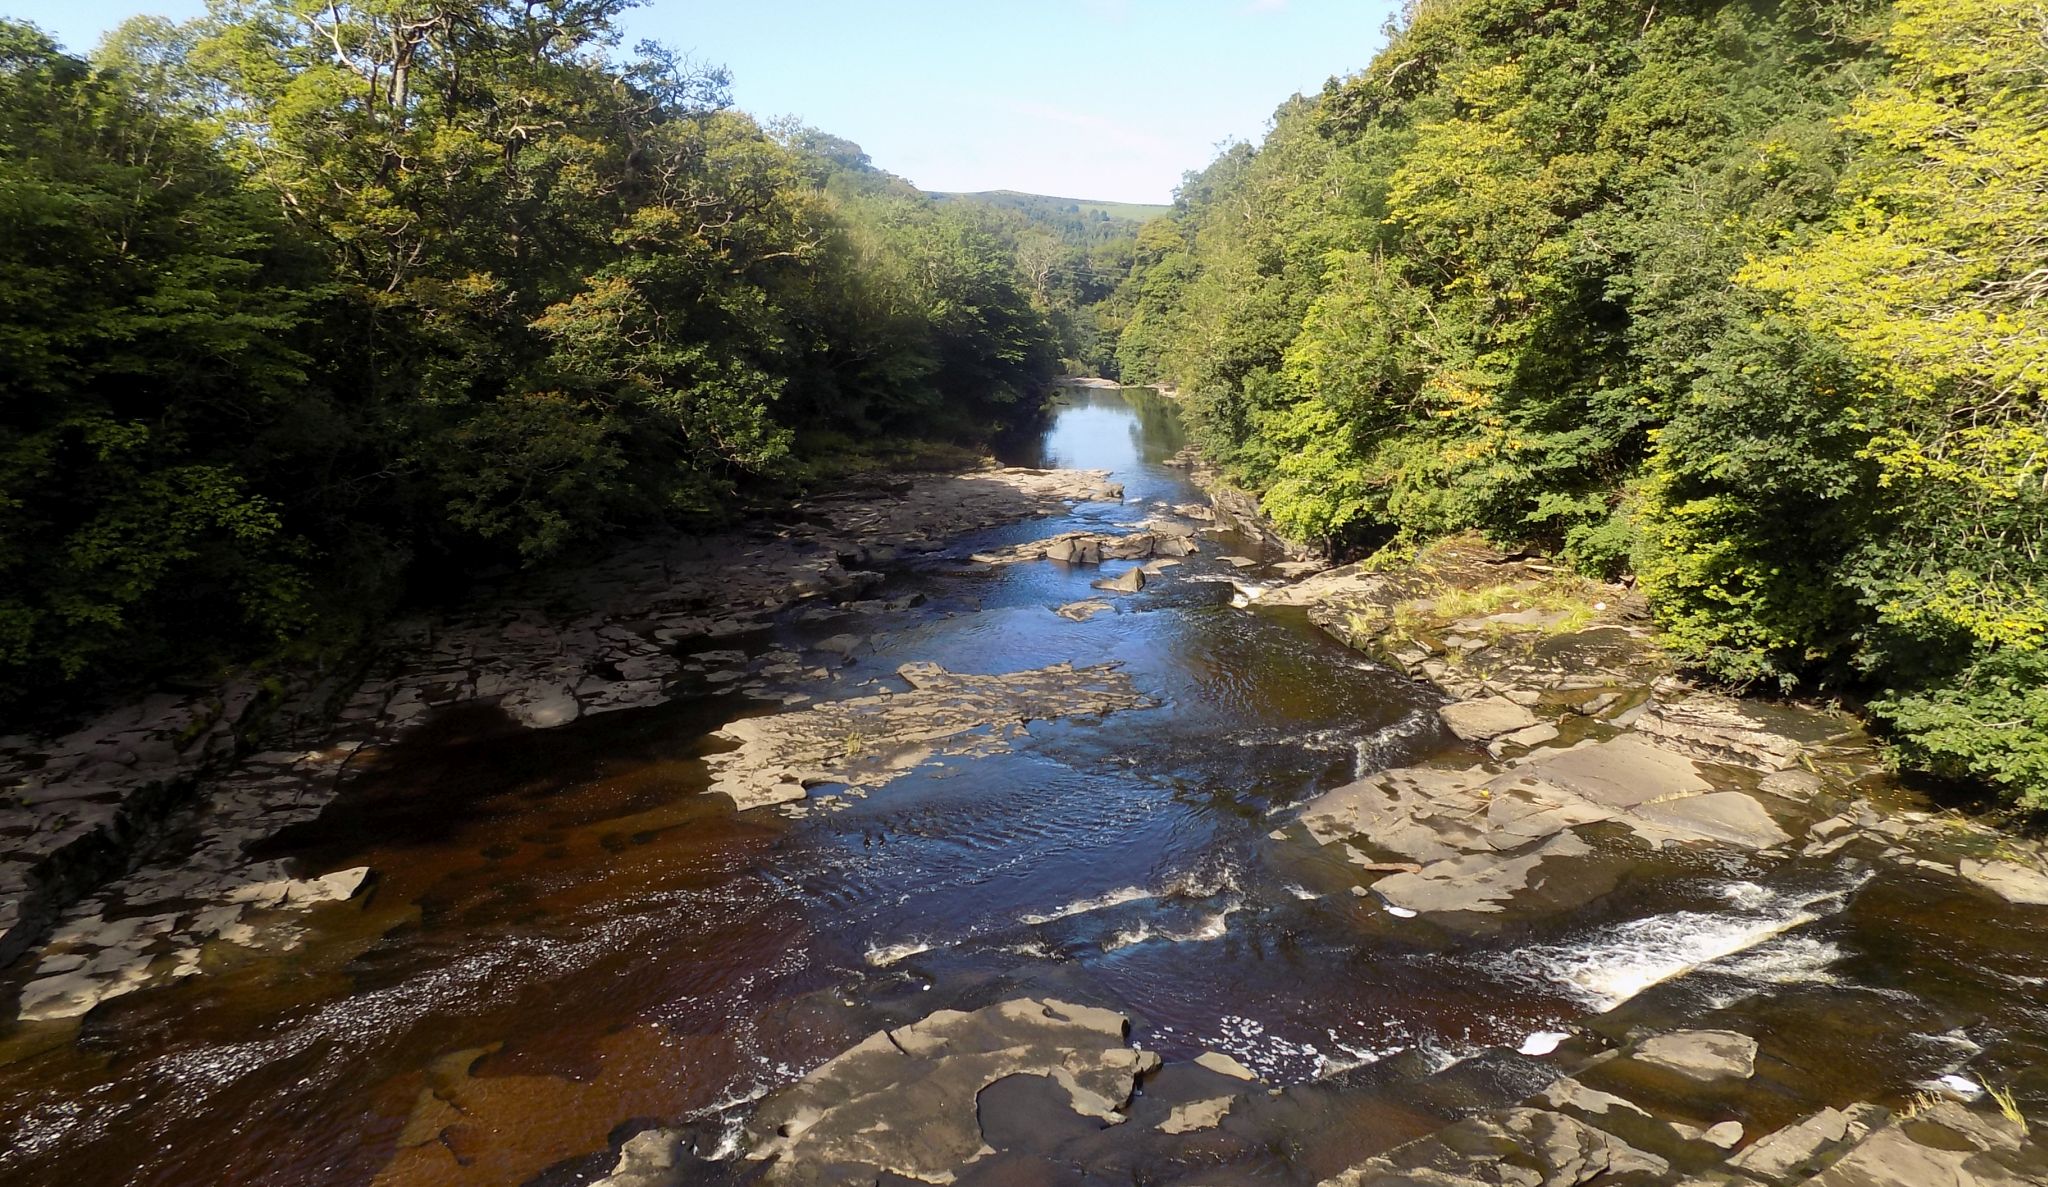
[1093,567,1146,595]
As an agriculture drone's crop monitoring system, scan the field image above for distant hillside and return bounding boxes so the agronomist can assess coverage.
[930,190,1171,243]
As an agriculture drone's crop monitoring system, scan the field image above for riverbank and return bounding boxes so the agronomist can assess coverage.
[0,464,1126,1022]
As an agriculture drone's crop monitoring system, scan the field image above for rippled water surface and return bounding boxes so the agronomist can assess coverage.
[3,389,2046,1186]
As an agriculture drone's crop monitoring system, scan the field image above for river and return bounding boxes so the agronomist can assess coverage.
[1,387,2045,1186]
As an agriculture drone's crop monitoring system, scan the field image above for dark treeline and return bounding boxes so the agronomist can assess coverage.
[1106,0,2046,806]
[0,2,1063,716]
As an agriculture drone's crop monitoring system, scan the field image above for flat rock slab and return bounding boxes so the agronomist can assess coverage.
[1299,732,1798,921]
[1730,1103,1887,1183]
[1055,599,1114,622]
[1522,735,1712,808]
[1372,832,1593,915]
[1960,858,2048,906]
[1629,1029,1758,1082]
[745,998,1159,1184]
[1807,1099,2047,1187]
[1440,696,1541,741]
[1319,1106,1668,1187]
[706,662,1155,811]
[1158,1096,1233,1134]
[1631,791,1791,850]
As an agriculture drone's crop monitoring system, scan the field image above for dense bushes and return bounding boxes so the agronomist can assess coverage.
[0,4,1057,713]
[1113,0,2047,807]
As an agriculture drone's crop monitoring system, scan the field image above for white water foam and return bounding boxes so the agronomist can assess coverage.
[1507,875,1868,1010]
[1020,885,1155,925]
[864,939,934,966]
[1103,902,1240,951]
[1349,707,1440,779]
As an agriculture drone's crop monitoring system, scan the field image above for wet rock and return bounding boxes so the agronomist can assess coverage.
[1728,1104,1885,1183]
[1538,1076,1653,1120]
[1194,1051,1260,1081]
[502,683,581,729]
[744,998,1158,1185]
[1808,1099,2047,1187]
[1320,1106,1668,1187]
[1526,735,1712,808]
[1959,858,2048,906]
[226,865,372,909]
[1055,599,1114,622]
[1158,1096,1233,1134]
[1633,696,1810,771]
[1631,792,1791,850]
[593,1128,690,1187]
[1494,722,1562,752]
[705,662,1154,811]
[814,633,865,659]
[1440,696,1541,741]
[1371,830,1594,915]
[1093,567,1146,595]
[1628,1030,1758,1082]
[981,529,1172,568]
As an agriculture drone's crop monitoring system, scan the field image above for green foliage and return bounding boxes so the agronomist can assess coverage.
[1112,0,2047,806]
[0,21,321,698]
[930,189,1156,376]
[1873,653,2048,809]
[0,6,1058,715]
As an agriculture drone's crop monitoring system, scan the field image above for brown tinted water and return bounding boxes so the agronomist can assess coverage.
[2,389,2045,1186]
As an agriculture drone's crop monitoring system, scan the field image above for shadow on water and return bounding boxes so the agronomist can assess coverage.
[2,387,2046,1186]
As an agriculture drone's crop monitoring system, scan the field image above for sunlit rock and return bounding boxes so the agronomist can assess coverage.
[745,998,1158,1184]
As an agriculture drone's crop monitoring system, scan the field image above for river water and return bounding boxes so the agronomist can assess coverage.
[2,388,2045,1186]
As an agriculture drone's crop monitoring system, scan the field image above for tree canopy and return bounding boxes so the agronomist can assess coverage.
[0,3,1058,713]
[1109,0,2048,808]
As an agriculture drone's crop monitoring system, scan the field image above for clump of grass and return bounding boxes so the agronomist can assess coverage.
[1402,582,1600,638]
[1988,1084,2029,1133]
[1900,1090,1944,1119]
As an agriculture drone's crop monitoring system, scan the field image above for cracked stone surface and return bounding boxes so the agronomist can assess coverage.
[705,662,1155,812]
[744,998,1160,1185]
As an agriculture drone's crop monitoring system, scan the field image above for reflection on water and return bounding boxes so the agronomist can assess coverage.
[2,387,2046,1186]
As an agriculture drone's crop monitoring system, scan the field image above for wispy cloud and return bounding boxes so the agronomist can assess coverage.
[1248,0,1289,12]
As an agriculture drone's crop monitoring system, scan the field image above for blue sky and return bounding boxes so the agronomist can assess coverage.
[11,1,1398,203]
